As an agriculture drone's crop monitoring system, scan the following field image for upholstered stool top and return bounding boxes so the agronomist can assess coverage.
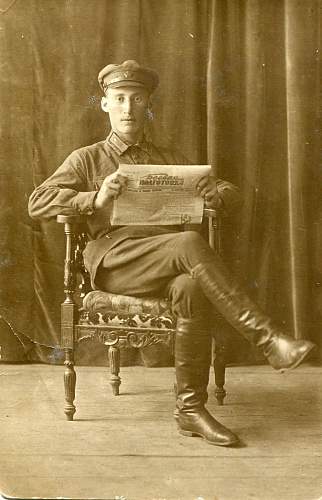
[80,290,175,330]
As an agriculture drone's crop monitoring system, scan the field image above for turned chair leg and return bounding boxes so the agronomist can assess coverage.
[64,348,76,420]
[213,342,227,405]
[108,346,121,396]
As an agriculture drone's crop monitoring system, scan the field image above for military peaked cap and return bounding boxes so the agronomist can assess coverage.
[98,60,159,94]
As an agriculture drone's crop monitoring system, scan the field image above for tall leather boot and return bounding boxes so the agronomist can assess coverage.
[175,317,239,446]
[192,261,315,371]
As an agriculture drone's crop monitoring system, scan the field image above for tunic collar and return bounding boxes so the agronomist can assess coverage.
[106,130,151,156]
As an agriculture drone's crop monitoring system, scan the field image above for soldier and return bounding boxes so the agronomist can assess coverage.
[29,60,314,447]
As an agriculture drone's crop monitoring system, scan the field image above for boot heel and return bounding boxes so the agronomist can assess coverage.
[179,429,195,437]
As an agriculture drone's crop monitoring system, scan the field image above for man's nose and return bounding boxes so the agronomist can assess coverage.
[123,98,133,113]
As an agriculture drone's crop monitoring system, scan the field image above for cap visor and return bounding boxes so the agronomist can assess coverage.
[107,81,146,89]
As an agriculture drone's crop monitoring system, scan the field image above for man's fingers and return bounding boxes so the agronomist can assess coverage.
[196,176,209,191]
[205,198,214,208]
[103,173,128,188]
[95,175,127,208]
[114,173,128,186]
[200,186,211,198]
[107,182,122,191]
[107,184,122,199]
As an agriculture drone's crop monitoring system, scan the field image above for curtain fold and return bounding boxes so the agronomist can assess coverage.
[0,0,321,362]
[284,0,321,339]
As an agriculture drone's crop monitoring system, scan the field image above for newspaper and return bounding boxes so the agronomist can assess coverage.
[111,164,211,225]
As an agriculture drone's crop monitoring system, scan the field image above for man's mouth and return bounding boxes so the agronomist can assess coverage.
[121,118,135,122]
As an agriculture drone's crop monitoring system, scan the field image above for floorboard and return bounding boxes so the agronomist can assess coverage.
[0,364,321,500]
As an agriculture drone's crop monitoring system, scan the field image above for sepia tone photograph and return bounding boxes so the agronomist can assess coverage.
[0,0,321,499]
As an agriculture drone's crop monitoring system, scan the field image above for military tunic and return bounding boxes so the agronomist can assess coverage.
[29,131,241,300]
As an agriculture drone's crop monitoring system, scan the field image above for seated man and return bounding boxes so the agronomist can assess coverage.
[29,60,314,447]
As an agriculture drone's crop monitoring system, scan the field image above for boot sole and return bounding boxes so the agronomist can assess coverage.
[277,343,315,373]
[179,429,239,447]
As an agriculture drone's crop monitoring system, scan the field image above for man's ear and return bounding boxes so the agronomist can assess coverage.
[146,97,154,120]
[101,96,109,113]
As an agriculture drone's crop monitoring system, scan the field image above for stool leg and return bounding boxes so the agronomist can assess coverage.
[108,346,121,396]
[213,342,227,405]
[64,348,76,420]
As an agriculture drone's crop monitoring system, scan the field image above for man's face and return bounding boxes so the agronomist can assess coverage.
[101,86,150,141]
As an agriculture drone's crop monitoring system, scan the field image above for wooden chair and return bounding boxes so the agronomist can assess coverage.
[57,209,228,421]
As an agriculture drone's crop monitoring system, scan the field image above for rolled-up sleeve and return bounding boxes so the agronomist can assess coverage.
[28,151,97,220]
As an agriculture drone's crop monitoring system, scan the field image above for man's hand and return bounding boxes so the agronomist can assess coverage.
[196,176,222,209]
[94,171,128,210]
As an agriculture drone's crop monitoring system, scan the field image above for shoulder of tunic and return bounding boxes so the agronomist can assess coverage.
[69,140,108,160]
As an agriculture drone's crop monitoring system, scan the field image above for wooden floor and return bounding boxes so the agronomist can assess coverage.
[0,363,321,500]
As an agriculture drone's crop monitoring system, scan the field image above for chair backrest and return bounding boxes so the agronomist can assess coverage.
[74,228,91,298]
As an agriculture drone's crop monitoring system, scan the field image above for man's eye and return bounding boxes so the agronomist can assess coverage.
[117,97,124,103]
[135,96,142,103]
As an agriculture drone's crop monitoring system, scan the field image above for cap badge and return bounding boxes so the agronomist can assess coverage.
[124,71,134,79]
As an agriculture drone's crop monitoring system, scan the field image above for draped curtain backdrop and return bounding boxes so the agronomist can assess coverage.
[0,0,321,363]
